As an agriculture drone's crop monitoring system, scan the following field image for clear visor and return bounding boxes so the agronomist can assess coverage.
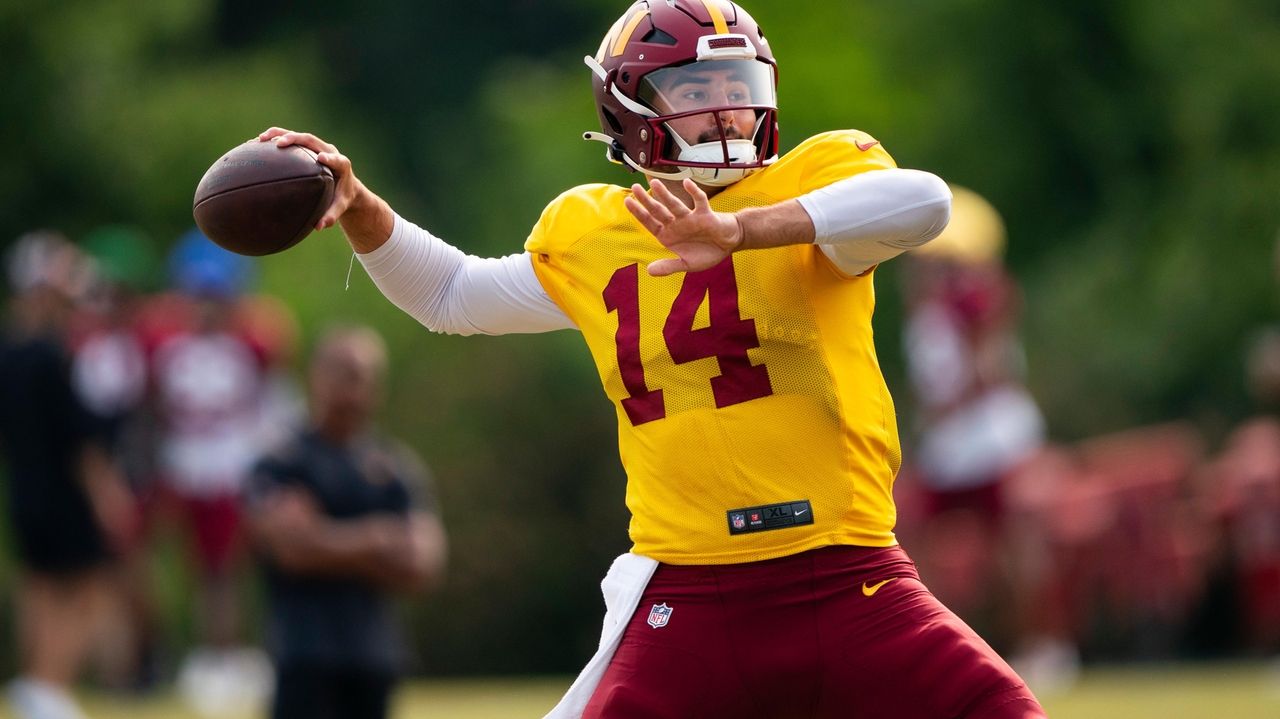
[638,59,776,116]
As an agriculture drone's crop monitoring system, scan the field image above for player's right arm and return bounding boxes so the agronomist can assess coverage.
[257,127,574,336]
[259,127,394,252]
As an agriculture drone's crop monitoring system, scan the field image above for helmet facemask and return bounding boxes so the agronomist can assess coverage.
[638,58,777,186]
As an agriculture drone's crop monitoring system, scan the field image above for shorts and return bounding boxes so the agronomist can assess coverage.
[584,545,1044,719]
[180,494,243,575]
[8,487,111,575]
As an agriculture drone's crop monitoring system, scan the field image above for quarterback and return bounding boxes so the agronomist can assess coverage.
[261,0,1045,716]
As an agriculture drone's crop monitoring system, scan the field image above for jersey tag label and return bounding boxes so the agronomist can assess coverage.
[727,500,814,535]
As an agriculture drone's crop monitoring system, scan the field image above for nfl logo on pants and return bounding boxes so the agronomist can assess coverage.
[647,602,673,629]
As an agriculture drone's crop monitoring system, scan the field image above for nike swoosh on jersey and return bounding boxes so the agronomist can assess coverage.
[855,139,880,152]
[862,578,895,597]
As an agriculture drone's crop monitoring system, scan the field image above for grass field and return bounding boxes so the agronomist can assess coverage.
[3,662,1277,718]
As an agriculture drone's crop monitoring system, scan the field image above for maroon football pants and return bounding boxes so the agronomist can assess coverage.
[583,545,1044,719]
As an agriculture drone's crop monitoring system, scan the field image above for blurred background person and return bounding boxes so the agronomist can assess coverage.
[897,186,1221,691]
[896,186,1048,654]
[70,224,164,692]
[151,230,276,715]
[245,324,446,719]
[1189,304,1280,657]
[0,232,136,719]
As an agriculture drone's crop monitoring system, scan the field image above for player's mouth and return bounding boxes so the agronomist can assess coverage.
[698,126,747,144]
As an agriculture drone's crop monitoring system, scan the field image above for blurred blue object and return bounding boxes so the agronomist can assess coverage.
[168,228,255,298]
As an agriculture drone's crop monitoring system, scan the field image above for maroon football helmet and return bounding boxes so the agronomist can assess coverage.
[584,0,779,186]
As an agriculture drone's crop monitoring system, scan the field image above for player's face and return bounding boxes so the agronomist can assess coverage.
[649,68,759,147]
[309,344,383,437]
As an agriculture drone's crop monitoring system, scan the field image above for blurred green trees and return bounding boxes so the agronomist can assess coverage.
[3,0,1279,673]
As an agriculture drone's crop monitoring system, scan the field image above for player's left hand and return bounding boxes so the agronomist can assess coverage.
[626,178,742,276]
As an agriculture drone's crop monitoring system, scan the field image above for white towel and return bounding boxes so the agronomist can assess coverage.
[542,552,659,719]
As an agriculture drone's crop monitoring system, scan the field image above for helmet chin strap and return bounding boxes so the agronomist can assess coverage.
[625,153,691,182]
[584,130,691,181]
[616,141,756,188]
[669,133,757,165]
[667,132,759,187]
[584,132,691,183]
[683,165,755,187]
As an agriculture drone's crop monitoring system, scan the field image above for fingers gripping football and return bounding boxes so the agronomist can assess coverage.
[258,128,356,231]
[624,178,743,277]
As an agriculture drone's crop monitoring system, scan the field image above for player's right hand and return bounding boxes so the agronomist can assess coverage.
[257,127,360,232]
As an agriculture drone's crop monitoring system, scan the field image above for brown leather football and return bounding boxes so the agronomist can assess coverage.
[193,141,335,256]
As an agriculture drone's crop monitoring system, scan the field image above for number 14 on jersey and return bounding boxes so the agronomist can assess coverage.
[603,259,774,426]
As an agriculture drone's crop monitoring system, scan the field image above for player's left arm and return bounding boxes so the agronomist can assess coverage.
[628,169,951,277]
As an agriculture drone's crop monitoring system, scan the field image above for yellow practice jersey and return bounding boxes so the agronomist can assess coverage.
[526,130,903,564]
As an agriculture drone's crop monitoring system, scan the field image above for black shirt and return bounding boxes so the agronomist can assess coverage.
[0,331,109,572]
[247,429,437,673]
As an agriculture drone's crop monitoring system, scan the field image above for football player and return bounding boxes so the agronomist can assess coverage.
[260,1,1045,716]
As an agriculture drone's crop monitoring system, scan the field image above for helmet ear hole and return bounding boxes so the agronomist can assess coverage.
[602,108,625,135]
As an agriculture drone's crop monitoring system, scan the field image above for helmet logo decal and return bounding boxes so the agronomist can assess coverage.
[695,33,756,60]
[697,0,730,34]
[611,8,651,57]
[708,37,747,50]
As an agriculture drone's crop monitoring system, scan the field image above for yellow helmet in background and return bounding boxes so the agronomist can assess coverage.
[915,185,1006,264]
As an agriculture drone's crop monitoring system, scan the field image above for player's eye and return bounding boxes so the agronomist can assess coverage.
[679,88,708,104]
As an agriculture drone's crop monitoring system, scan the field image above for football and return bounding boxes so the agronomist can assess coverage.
[192,140,335,256]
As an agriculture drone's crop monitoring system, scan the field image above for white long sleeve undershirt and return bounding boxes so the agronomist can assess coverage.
[804,168,952,275]
[357,167,951,336]
[357,218,574,336]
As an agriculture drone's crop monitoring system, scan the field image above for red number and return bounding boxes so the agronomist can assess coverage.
[664,258,773,408]
[604,259,773,426]
[604,265,666,425]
